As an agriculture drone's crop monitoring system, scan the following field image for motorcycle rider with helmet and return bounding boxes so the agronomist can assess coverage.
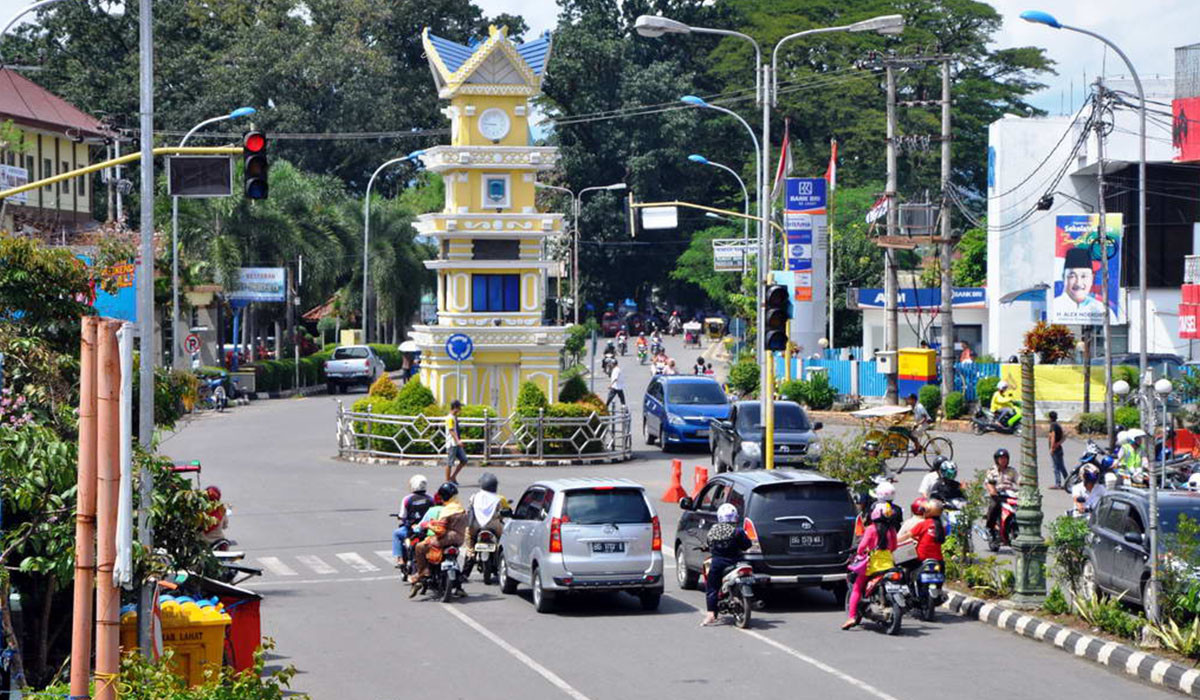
[928,460,965,503]
[990,381,1021,428]
[1071,465,1106,516]
[702,503,753,627]
[842,502,899,630]
[463,472,510,580]
[985,448,1020,534]
[918,457,948,498]
[392,475,433,569]
[872,480,903,531]
[409,482,469,587]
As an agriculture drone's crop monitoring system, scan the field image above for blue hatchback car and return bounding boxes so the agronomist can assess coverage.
[642,375,730,451]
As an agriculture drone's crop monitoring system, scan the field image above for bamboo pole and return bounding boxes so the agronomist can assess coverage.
[95,320,121,700]
[69,317,100,698]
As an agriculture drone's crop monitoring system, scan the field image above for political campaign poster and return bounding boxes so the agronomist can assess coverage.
[1050,213,1123,325]
[76,254,137,322]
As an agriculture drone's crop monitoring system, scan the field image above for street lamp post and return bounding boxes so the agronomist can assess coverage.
[1024,7,1155,619]
[689,153,750,276]
[534,181,626,325]
[0,0,67,64]
[362,150,425,344]
[170,107,256,369]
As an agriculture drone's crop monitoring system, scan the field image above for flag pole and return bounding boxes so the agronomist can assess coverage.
[827,138,837,350]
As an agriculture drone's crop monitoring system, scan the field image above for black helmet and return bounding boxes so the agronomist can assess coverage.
[853,491,872,507]
[930,455,947,471]
[994,448,1010,463]
[436,482,459,502]
[479,472,498,493]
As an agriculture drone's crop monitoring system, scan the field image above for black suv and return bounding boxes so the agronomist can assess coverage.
[1084,488,1200,606]
[709,400,822,472]
[673,470,854,605]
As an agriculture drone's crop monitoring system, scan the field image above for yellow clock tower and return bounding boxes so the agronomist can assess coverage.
[411,26,566,415]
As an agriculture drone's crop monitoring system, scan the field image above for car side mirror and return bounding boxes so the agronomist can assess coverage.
[500,508,513,519]
[813,421,824,431]
[679,496,694,511]
[1124,531,1145,546]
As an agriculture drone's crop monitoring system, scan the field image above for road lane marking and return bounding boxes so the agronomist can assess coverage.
[296,555,338,575]
[738,629,901,700]
[337,552,380,573]
[374,550,395,565]
[258,557,297,577]
[441,604,592,700]
[254,574,397,587]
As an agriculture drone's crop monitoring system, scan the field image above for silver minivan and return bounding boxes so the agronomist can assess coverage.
[498,478,664,613]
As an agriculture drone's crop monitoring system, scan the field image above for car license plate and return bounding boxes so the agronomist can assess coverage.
[591,542,625,554]
[474,543,496,553]
[885,582,904,594]
[440,561,456,570]
[695,429,708,437]
[919,573,944,583]
[788,534,824,548]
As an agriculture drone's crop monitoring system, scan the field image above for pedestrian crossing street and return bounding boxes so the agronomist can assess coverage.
[254,550,398,583]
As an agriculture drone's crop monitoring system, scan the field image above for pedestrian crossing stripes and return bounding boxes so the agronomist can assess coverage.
[336,552,379,573]
[255,550,401,581]
[258,556,298,577]
[295,555,337,575]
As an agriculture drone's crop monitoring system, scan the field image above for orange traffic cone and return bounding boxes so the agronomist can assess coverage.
[692,465,709,499]
[661,459,688,503]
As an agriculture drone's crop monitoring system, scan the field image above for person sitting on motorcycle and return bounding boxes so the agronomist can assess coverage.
[928,460,965,503]
[1115,430,1149,485]
[694,357,707,375]
[392,474,433,569]
[702,503,752,627]
[898,498,927,541]
[1072,465,1106,516]
[202,485,230,545]
[900,499,945,564]
[842,502,899,630]
[985,448,1020,535]
[918,456,946,498]
[852,491,872,539]
[615,330,628,352]
[665,358,679,375]
[871,480,903,532]
[990,381,1021,427]
[636,333,648,351]
[464,472,510,579]
[604,340,616,357]
[409,482,469,587]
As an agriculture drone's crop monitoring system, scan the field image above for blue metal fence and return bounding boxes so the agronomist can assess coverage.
[956,362,1000,401]
[771,356,1003,399]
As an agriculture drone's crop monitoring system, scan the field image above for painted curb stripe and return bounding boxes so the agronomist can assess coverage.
[1179,668,1200,693]
[1097,641,1120,665]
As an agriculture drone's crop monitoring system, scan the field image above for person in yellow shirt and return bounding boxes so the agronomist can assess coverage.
[445,400,467,484]
[989,381,1021,427]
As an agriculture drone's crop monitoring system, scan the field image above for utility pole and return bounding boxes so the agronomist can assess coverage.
[1094,80,1117,447]
[939,59,955,398]
[884,64,899,404]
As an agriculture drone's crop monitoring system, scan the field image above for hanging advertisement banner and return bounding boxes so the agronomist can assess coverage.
[1050,213,1123,325]
[1173,96,1200,163]
[0,165,28,204]
[784,178,828,353]
[711,239,756,272]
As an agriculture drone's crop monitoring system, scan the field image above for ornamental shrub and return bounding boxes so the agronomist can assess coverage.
[369,343,403,371]
[1048,515,1091,596]
[516,380,549,415]
[943,391,966,419]
[918,384,941,419]
[777,379,804,402]
[369,373,399,399]
[727,359,759,397]
[394,380,435,414]
[976,375,1000,409]
[1076,412,1107,434]
[558,372,590,403]
[1114,405,1141,430]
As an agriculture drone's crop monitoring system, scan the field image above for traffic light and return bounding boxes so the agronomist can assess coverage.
[763,284,790,352]
[243,131,268,199]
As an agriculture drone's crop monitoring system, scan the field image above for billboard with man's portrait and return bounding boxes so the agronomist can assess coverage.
[1050,213,1123,325]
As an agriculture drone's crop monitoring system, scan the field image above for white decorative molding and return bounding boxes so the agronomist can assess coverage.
[464,105,477,116]
[419,145,559,173]
[522,206,534,213]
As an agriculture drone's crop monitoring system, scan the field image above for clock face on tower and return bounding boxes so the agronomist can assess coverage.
[477,108,511,141]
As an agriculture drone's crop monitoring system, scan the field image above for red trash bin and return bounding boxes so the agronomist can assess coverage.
[195,576,262,672]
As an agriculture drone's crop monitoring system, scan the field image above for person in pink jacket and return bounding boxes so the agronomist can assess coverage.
[843,501,899,630]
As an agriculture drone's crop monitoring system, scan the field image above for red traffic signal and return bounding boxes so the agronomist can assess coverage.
[243,131,268,199]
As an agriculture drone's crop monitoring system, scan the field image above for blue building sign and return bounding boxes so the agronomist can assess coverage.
[856,287,986,310]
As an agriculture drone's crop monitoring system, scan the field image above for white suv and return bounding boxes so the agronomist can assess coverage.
[498,478,664,613]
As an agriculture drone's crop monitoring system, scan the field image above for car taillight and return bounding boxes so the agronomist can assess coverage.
[549,517,562,553]
[651,515,662,551]
[361,360,370,367]
[743,517,761,553]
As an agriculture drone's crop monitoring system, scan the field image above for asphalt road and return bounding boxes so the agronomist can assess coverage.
[160,336,1170,699]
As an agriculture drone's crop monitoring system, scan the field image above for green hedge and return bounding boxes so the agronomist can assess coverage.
[943,391,966,420]
[918,384,941,418]
[976,376,1000,409]
[1077,412,1107,434]
[369,344,403,371]
[1114,405,1141,430]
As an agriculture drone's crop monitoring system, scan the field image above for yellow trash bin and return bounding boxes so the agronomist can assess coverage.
[120,596,231,686]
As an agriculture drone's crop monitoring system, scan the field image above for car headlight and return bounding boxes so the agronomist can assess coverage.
[668,414,685,426]
[740,441,761,458]
[807,441,822,457]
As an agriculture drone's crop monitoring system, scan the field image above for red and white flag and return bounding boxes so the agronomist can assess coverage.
[865,196,889,224]
[770,118,794,202]
[825,139,838,192]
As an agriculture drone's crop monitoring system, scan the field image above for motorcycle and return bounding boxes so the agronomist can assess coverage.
[650,341,664,357]
[411,544,465,602]
[601,353,618,376]
[849,567,907,635]
[617,338,628,356]
[637,347,648,365]
[668,316,682,336]
[907,559,945,622]
[970,406,1021,435]
[703,557,765,628]
[941,497,967,539]
[1064,440,1115,490]
[985,490,1019,552]
[464,529,500,585]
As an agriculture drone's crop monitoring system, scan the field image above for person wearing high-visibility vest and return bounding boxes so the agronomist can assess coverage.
[989,381,1021,427]
[1115,430,1148,485]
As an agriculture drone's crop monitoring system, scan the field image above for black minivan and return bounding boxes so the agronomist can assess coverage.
[673,470,855,605]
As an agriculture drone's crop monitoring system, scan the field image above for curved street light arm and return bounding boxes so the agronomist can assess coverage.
[0,0,67,67]
[362,154,420,341]
[770,25,851,106]
[689,26,763,104]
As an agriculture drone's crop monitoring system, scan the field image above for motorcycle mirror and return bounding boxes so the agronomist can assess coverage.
[679,496,694,510]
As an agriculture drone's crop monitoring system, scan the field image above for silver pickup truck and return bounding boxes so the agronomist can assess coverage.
[324,345,384,394]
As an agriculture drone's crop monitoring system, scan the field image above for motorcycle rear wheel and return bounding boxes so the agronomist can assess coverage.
[923,593,937,623]
[732,594,752,628]
[882,598,903,636]
[441,574,454,603]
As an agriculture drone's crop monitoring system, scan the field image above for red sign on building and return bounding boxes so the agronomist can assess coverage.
[1173,97,1200,162]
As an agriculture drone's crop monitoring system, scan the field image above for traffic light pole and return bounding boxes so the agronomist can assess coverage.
[136,0,155,656]
[0,147,244,201]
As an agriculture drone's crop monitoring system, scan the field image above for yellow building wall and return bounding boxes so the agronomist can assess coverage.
[3,127,91,215]
[450,94,531,147]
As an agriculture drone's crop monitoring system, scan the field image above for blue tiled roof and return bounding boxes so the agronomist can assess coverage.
[516,32,552,76]
[427,33,474,73]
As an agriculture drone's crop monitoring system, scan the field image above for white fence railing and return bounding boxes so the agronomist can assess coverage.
[336,403,633,463]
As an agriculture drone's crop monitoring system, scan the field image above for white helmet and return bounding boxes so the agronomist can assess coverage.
[873,481,896,502]
[409,474,428,492]
[717,503,739,523]
[997,381,1009,391]
[1188,473,1200,493]
[1117,431,1131,446]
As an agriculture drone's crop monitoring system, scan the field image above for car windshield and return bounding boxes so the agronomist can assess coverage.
[736,403,811,431]
[751,482,854,522]
[1159,504,1200,534]
[666,382,727,406]
[333,347,369,359]
[563,488,651,524]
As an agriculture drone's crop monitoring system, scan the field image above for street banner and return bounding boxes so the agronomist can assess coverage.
[228,267,287,302]
[77,254,137,322]
[1050,213,1123,325]
[784,177,828,353]
[711,239,755,272]
[0,165,28,204]
[1173,96,1200,162]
